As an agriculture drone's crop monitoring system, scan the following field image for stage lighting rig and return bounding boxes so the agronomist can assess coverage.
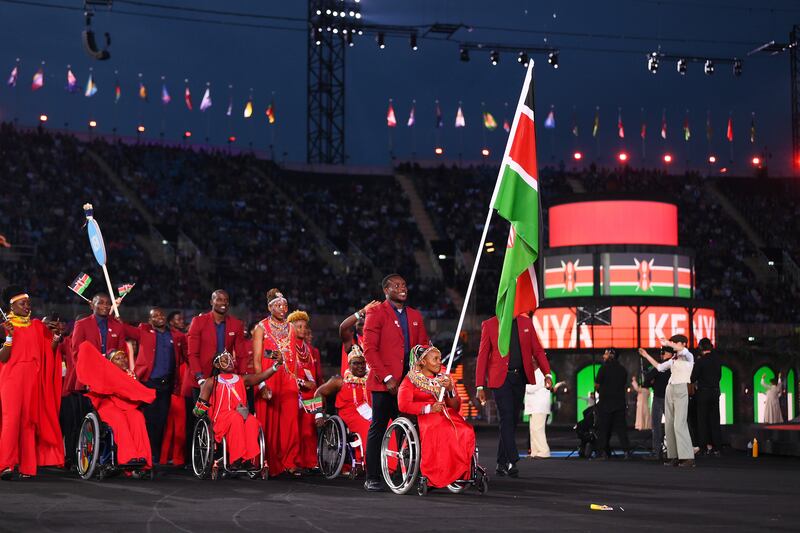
[410,33,418,51]
[704,59,715,75]
[733,58,743,76]
[82,1,112,61]
[677,58,687,75]
[377,32,386,49]
[490,50,500,66]
[647,52,659,74]
[517,51,529,67]
[548,50,559,68]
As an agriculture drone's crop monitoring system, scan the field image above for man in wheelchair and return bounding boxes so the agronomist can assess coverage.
[397,345,477,490]
[193,349,282,471]
[76,344,156,474]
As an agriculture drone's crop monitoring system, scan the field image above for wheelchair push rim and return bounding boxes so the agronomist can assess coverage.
[380,417,420,495]
[318,415,348,480]
[191,417,214,479]
[76,412,101,480]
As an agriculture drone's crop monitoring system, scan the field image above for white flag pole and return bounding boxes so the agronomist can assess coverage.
[439,62,535,401]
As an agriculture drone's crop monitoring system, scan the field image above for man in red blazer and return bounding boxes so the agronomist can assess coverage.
[363,274,429,492]
[476,314,551,477]
[133,307,187,464]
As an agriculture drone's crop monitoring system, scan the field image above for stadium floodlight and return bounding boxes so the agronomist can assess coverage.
[490,50,500,66]
[751,156,761,166]
[88,120,97,128]
[704,60,714,75]
[377,32,385,49]
[573,151,583,160]
[708,155,717,164]
[618,151,629,162]
[39,114,48,123]
[647,52,659,74]
[481,148,490,157]
[517,51,529,67]
[548,51,559,68]
[410,33,418,51]
[434,146,444,155]
[663,153,673,163]
[677,58,687,75]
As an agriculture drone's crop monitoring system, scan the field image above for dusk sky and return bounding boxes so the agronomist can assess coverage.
[0,0,795,174]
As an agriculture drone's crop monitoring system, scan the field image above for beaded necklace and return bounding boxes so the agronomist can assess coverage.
[408,369,444,399]
[343,369,369,407]
[8,312,32,329]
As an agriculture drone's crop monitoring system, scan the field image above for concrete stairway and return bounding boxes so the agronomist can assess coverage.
[395,173,442,280]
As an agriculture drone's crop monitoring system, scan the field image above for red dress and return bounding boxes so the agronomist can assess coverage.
[0,319,63,475]
[397,374,475,488]
[208,373,261,464]
[296,344,322,469]
[335,372,371,464]
[76,343,155,468]
[339,336,362,376]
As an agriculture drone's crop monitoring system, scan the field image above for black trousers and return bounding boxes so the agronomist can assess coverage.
[596,408,630,455]
[143,377,173,464]
[366,391,398,481]
[696,388,722,450]
[491,371,527,466]
[59,392,93,467]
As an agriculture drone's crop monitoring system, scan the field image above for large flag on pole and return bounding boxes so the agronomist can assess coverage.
[493,63,541,355]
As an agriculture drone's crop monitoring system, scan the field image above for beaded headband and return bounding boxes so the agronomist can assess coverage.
[347,344,366,363]
[9,293,29,304]
[409,344,439,370]
[268,292,287,307]
[213,350,234,366]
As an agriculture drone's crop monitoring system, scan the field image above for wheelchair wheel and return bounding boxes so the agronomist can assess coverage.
[381,417,420,495]
[446,453,477,493]
[76,412,101,480]
[192,418,214,479]
[247,427,268,480]
[318,415,348,480]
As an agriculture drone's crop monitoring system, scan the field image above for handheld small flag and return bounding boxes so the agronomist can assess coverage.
[544,106,555,129]
[661,110,668,139]
[117,282,135,298]
[483,111,498,131]
[84,74,97,97]
[617,108,624,138]
[66,68,78,93]
[161,83,171,105]
[407,100,416,127]
[200,85,212,111]
[244,98,253,118]
[69,272,93,299]
[454,103,465,128]
[435,100,443,128]
[592,107,600,137]
[266,100,276,124]
[7,64,18,87]
[31,67,44,91]
[726,116,733,142]
[387,100,397,127]
[184,83,193,110]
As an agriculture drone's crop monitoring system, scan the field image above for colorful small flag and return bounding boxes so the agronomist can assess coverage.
[750,112,755,143]
[454,103,465,128]
[617,108,624,139]
[640,121,646,140]
[114,79,121,103]
[200,85,212,111]
[706,111,713,142]
[31,67,44,91]
[592,107,600,137]
[435,100,443,128]
[504,118,511,133]
[726,116,733,142]
[407,101,416,127]
[683,112,691,142]
[184,83,193,110]
[244,98,253,118]
[661,110,667,140]
[138,82,147,101]
[161,83,171,105]
[117,282,135,297]
[7,64,18,87]
[265,100,276,124]
[66,68,78,93]
[387,99,397,127]
[544,106,555,129]
[226,97,232,116]
[84,73,97,97]
[69,272,92,296]
[483,111,497,131]
[571,109,579,137]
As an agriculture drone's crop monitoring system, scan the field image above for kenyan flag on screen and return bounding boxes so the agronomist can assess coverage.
[493,63,541,356]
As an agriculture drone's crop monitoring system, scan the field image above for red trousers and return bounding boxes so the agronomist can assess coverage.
[159,394,186,466]
[214,410,261,464]
[0,361,38,475]
[96,399,153,468]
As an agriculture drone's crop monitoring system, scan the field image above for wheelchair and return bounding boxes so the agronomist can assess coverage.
[317,415,365,480]
[191,417,268,480]
[76,411,153,481]
[379,416,488,496]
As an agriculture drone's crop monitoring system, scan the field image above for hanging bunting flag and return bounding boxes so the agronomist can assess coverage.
[750,112,756,143]
[184,80,193,110]
[660,109,667,139]
[387,99,397,127]
[66,67,78,93]
[200,84,212,111]
[407,100,416,127]
[226,98,233,117]
[161,79,171,105]
[138,73,147,101]
[617,108,624,138]
[435,100,443,128]
[84,73,97,97]
[455,103,466,128]
[31,66,44,91]
[726,116,734,142]
[641,121,646,140]
[7,62,18,87]
[683,111,691,142]
[483,110,498,131]
[592,107,600,137]
[544,105,555,129]
[571,108,578,137]
[244,97,254,118]
[504,102,511,133]
[265,99,276,124]
[706,111,713,141]
[114,71,121,103]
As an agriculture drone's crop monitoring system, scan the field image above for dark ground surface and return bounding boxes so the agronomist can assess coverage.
[0,428,798,532]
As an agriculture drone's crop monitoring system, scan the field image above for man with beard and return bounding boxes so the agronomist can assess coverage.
[338,300,380,375]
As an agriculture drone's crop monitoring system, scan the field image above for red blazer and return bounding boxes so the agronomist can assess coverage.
[69,315,140,391]
[475,315,550,389]
[363,300,428,392]
[133,324,187,391]
[183,312,244,396]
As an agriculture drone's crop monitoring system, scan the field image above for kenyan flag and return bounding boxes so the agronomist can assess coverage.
[493,63,541,356]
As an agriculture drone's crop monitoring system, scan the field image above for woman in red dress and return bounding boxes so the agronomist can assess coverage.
[289,310,322,471]
[397,344,475,489]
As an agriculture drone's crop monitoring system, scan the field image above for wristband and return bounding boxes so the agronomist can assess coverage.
[476,386,484,391]
[258,382,266,390]
[354,311,362,321]
[272,362,280,371]
[314,413,324,420]
[197,378,206,386]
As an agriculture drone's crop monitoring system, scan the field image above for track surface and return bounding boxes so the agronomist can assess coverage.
[0,432,798,532]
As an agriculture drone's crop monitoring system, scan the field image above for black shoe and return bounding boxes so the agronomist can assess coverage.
[495,463,508,476]
[0,468,15,481]
[364,479,385,492]
[706,449,721,457]
[507,463,519,478]
[678,459,696,468]
[663,458,678,467]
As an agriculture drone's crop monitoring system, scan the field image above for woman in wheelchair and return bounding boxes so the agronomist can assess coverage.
[397,344,476,489]
[76,344,156,470]
[193,350,282,469]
